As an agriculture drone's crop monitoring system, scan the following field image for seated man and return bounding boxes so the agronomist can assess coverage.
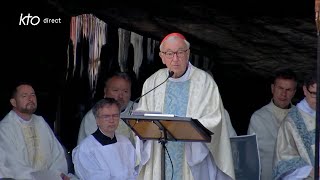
[0,82,70,180]
[72,98,137,180]
[273,71,317,179]
[247,68,297,180]
[77,72,137,144]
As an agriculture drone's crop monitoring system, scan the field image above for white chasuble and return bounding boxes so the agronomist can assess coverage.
[273,106,315,180]
[0,110,68,180]
[136,63,235,180]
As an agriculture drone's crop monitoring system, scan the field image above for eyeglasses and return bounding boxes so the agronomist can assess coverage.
[307,88,317,98]
[97,114,120,121]
[161,49,188,59]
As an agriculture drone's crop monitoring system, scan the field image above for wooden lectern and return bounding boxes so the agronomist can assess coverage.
[120,114,213,143]
[121,113,213,180]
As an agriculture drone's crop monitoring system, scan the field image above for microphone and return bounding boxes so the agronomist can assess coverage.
[128,70,174,115]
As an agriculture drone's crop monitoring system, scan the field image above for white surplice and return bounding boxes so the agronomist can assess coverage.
[72,133,138,180]
[273,98,316,180]
[135,63,235,180]
[0,110,68,180]
[77,101,136,145]
[247,100,293,180]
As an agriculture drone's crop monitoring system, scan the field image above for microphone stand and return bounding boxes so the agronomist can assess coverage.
[128,71,174,115]
[127,70,174,180]
[156,122,168,180]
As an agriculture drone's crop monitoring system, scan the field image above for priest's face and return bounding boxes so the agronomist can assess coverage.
[10,84,37,115]
[104,76,131,111]
[303,83,317,110]
[96,104,120,137]
[159,37,190,78]
[271,78,297,108]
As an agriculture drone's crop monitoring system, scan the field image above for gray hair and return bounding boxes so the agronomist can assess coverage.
[92,98,121,118]
[159,36,190,51]
[105,72,132,88]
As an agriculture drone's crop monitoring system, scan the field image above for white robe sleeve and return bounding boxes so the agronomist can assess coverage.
[77,110,97,144]
[44,124,69,175]
[282,165,312,180]
[72,146,111,180]
[185,142,232,180]
[224,110,237,137]
[0,147,14,178]
[185,142,209,166]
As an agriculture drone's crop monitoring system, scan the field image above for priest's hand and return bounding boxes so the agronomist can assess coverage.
[60,173,70,180]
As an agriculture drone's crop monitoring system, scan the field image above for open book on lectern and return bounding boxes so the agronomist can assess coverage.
[120,111,213,142]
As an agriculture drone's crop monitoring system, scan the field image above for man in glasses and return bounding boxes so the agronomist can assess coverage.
[247,68,297,180]
[72,98,138,179]
[273,71,317,179]
[77,72,137,145]
[136,33,234,180]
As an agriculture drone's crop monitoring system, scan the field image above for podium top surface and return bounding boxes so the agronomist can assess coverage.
[121,114,213,142]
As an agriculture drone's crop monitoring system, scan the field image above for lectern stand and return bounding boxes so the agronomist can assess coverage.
[121,114,213,180]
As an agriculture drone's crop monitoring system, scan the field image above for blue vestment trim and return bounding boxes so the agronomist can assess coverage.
[272,107,315,180]
[164,80,190,180]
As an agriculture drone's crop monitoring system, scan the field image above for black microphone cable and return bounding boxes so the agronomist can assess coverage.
[128,70,174,115]
[164,145,174,180]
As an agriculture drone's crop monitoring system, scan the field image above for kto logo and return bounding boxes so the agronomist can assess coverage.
[19,13,40,26]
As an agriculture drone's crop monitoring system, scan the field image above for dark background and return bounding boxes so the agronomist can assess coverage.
[2,0,311,151]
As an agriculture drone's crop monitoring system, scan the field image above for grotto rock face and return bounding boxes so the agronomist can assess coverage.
[49,1,320,135]
[4,1,317,147]
[50,1,317,80]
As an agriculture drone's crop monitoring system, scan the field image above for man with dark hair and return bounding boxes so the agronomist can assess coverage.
[77,72,137,144]
[0,82,70,180]
[72,98,137,179]
[273,71,317,179]
[247,68,298,180]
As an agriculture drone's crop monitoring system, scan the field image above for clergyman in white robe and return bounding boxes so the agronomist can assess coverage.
[273,98,316,180]
[136,63,235,180]
[0,110,68,180]
[247,100,294,180]
[72,130,138,180]
[77,101,137,144]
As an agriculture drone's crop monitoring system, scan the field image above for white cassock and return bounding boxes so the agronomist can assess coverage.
[77,101,137,145]
[0,110,68,180]
[247,100,293,180]
[0,146,14,178]
[135,63,235,180]
[273,98,315,180]
[72,132,138,180]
